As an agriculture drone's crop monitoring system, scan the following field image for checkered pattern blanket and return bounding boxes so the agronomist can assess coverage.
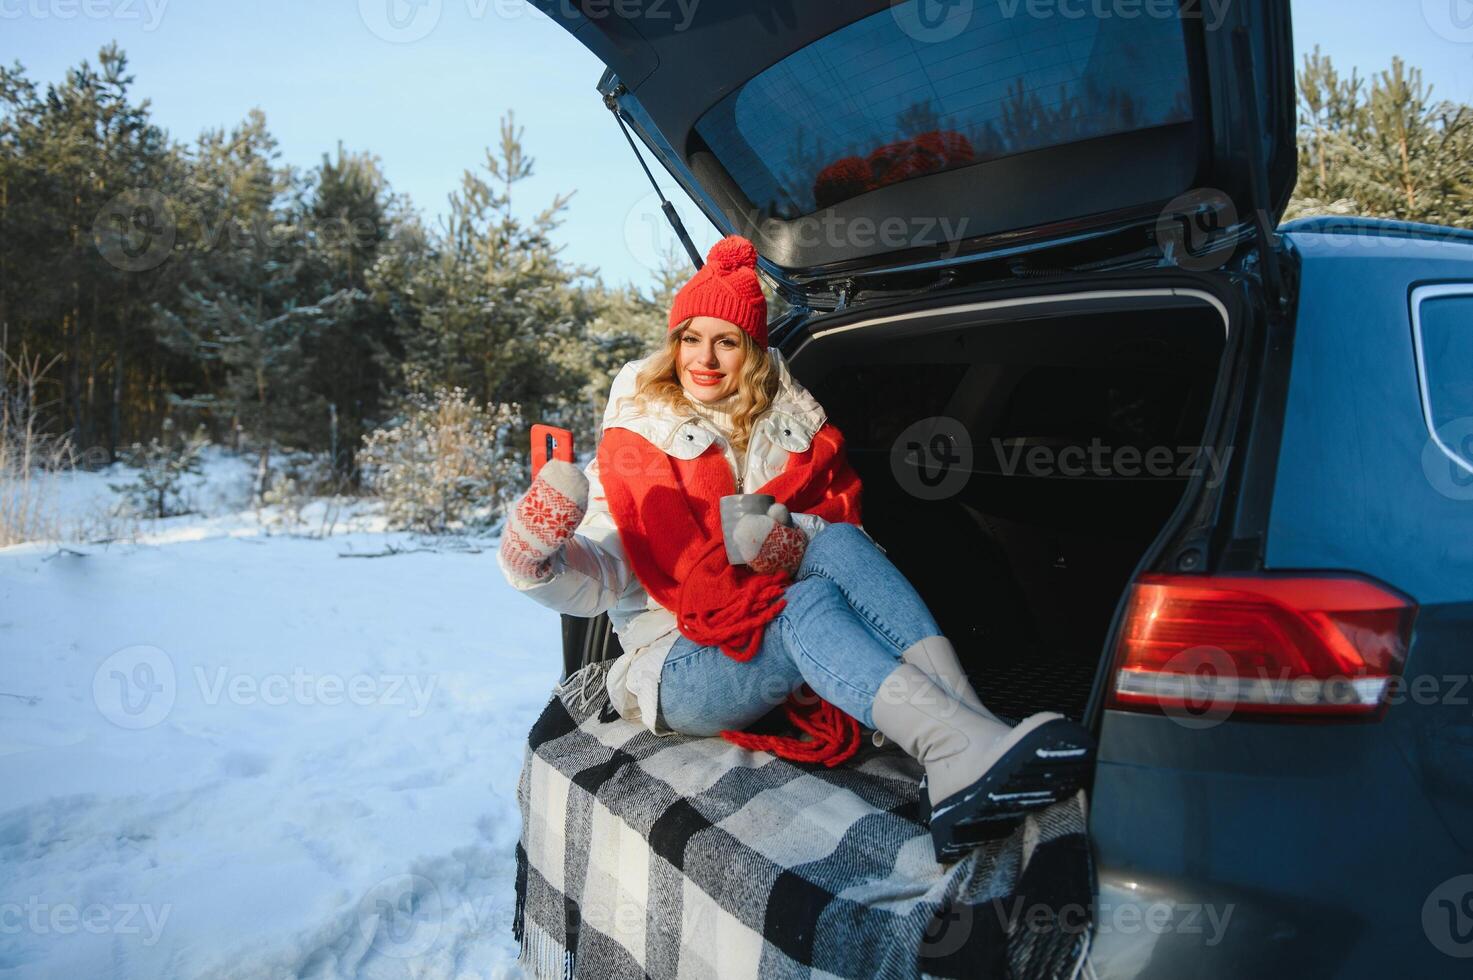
[512,660,1094,979]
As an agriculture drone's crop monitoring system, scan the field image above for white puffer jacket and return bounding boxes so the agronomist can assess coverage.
[496,347,869,736]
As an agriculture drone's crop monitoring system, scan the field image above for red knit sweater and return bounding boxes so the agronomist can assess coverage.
[598,419,865,766]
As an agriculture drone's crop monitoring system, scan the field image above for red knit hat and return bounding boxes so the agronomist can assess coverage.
[668,235,768,349]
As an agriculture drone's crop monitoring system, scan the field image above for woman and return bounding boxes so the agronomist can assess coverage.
[498,235,1093,860]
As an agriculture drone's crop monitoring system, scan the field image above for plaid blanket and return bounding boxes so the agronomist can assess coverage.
[512,660,1095,979]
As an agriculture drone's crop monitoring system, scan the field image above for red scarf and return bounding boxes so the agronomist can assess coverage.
[598,419,865,766]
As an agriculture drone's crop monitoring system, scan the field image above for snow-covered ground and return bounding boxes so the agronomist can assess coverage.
[0,449,562,978]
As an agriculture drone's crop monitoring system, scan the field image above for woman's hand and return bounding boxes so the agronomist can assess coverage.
[731,506,807,577]
[500,459,589,585]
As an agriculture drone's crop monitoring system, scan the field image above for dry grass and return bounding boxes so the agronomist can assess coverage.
[0,338,81,548]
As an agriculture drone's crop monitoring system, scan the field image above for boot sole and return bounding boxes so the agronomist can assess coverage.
[927,718,1094,863]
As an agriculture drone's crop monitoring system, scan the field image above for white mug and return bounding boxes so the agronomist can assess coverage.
[719,493,792,564]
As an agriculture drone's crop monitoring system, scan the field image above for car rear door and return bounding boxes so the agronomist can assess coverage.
[529,0,1294,289]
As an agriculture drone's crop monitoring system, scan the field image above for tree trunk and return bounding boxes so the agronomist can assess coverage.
[112,306,125,464]
[1399,128,1416,212]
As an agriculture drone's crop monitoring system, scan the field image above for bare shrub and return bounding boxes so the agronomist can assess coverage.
[359,382,523,534]
[0,342,80,547]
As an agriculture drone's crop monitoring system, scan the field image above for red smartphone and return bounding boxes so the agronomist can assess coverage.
[531,424,575,482]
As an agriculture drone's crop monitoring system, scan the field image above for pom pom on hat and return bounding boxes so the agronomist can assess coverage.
[668,234,768,349]
[707,235,758,273]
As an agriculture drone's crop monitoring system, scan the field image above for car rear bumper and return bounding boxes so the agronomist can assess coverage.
[1086,710,1471,977]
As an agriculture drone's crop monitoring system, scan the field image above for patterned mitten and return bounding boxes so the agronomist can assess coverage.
[499,460,589,585]
[732,507,807,577]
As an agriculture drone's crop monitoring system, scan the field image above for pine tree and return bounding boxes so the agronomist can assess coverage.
[296,144,406,485]
[0,45,180,459]
[1288,50,1473,227]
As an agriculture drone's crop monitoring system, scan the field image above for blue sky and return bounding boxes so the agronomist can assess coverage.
[5,0,1472,289]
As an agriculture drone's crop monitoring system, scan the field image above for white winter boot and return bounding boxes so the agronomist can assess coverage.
[893,635,1008,818]
[870,662,1094,863]
[899,635,1002,721]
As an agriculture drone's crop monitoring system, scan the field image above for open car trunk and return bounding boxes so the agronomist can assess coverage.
[790,286,1230,724]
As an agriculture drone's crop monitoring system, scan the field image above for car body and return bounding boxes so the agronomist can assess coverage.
[534,0,1473,973]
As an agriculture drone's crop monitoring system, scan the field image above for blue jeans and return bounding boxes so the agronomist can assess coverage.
[656,522,942,733]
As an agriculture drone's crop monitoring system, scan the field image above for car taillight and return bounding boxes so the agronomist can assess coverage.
[1109,573,1416,720]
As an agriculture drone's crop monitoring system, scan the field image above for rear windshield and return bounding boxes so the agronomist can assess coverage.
[694,0,1194,219]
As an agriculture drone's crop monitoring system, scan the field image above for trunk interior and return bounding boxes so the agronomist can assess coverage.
[792,290,1229,724]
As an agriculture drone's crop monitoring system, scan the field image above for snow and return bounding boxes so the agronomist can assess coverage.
[0,448,561,978]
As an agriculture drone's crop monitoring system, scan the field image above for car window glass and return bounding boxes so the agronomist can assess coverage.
[693,0,1193,218]
[1418,294,1473,468]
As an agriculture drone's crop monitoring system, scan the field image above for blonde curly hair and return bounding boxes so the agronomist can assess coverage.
[610,318,780,457]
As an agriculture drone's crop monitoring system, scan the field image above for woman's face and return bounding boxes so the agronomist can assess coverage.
[676,316,746,402]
